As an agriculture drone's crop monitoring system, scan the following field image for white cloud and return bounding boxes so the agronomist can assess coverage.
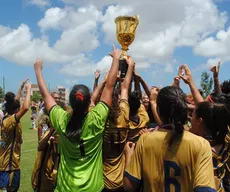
[0,0,229,77]
[194,26,230,61]
[27,0,50,7]
[0,24,71,65]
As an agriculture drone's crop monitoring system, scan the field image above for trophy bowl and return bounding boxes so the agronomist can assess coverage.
[115,15,139,55]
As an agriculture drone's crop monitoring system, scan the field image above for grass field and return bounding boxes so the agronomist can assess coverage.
[18,111,38,192]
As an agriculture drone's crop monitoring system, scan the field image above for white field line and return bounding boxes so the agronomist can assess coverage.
[22,138,37,143]
[21,149,37,153]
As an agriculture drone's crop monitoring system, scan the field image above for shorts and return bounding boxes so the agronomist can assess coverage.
[0,170,20,191]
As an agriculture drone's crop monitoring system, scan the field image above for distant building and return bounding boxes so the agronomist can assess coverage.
[56,86,69,104]
[22,84,40,97]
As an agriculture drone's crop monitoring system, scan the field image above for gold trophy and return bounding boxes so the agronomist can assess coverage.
[115,15,139,77]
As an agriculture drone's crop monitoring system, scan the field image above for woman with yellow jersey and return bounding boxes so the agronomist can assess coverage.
[124,86,216,192]
[102,56,135,191]
[0,80,31,192]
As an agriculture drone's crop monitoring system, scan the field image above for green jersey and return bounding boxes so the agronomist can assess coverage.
[50,102,109,192]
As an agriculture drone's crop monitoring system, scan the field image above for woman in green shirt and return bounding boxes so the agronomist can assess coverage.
[33,46,122,192]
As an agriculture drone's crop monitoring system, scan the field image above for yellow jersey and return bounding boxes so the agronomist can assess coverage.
[125,129,216,192]
[0,114,22,171]
[103,100,130,189]
[128,104,149,141]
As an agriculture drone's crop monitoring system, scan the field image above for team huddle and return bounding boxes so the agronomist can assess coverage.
[0,46,230,192]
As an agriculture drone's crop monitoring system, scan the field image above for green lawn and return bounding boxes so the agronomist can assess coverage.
[19,111,38,192]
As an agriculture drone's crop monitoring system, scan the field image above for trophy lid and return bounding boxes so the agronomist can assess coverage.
[115,15,139,24]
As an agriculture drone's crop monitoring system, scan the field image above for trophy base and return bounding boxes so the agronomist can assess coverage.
[119,59,128,78]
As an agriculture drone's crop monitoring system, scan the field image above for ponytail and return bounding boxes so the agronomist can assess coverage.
[157,86,188,148]
[66,105,86,142]
[168,99,187,147]
[66,85,91,142]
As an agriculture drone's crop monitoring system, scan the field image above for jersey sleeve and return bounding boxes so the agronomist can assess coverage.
[49,105,68,133]
[193,139,216,192]
[117,100,130,128]
[137,104,149,128]
[2,115,18,132]
[87,101,109,132]
[124,134,144,184]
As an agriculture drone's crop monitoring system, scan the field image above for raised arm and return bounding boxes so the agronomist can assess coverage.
[91,72,108,106]
[15,83,31,121]
[180,64,204,105]
[34,59,56,113]
[150,88,163,127]
[100,46,121,107]
[210,61,222,95]
[133,68,142,98]
[134,71,151,98]
[15,78,28,101]
[120,57,135,100]
[93,70,101,91]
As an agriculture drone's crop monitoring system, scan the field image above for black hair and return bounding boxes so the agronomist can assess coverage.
[5,92,20,115]
[108,89,120,127]
[157,86,188,147]
[198,89,204,97]
[221,80,230,94]
[66,84,91,142]
[128,91,141,116]
[195,100,230,145]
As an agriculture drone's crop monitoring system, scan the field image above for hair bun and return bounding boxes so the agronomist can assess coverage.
[5,92,15,103]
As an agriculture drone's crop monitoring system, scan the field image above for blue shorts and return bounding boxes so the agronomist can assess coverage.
[0,170,20,191]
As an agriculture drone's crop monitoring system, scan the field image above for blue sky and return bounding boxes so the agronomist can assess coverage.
[0,0,230,93]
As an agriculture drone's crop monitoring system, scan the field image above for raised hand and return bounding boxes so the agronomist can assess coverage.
[94,70,101,80]
[210,61,221,78]
[179,64,193,85]
[109,45,122,60]
[150,87,160,102]
[26,82,31,92]
[125,56,135,68]
[178,65,184,76]
[34,58,43,71]
[21,78,29,89]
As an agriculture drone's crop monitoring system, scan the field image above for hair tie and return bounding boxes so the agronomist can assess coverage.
[75,92,84,102]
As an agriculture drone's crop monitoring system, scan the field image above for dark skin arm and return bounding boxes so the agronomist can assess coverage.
[15,83,31,121]
[133,68,142,98]
[135,72,151,98]
[210,61,222,94]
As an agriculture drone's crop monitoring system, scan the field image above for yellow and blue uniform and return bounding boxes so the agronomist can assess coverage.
[125,129,216,192]
[212,126,230,192]
[128,104,149,142]
[0,114,22,191]
[103,100,130,190]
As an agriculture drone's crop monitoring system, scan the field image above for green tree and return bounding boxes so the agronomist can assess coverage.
[0,87,4,99]
[31,91,42,103]
[200,71,213,98]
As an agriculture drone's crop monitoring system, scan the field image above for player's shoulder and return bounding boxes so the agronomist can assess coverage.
[183,131,210,148]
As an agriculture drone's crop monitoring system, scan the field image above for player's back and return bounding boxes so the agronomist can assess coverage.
[140,129,216,192]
